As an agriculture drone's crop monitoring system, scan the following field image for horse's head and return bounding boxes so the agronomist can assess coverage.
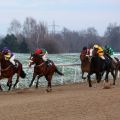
[29,53,43,67]
[80,54,85,61]
[80,54,90,64]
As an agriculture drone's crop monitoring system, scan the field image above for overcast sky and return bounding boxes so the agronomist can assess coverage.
[0,0,120,36]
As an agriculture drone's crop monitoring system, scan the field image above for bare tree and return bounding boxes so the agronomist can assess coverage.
[8,19,21,35]
[104,23,120,51]
[23,17,38,50]
[36,22,48,48]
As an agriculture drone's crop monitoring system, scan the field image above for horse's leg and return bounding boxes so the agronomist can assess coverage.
[0,84,3,91]
[29,73,37,87]
[13,73,20,89]
[105,71,109,83]
[96,72,102,83]
[111,70,116,85]
[115,68,118,79]
[45,75,52,92]
[87,72,92,87]
[36,76,40,88]
[36,75,42,88]
[7,77,12,91]
[82,72,86,79]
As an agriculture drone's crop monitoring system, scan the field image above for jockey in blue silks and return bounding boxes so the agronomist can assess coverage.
[2,47,16,66]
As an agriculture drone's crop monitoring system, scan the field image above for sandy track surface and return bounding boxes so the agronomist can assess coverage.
[0,80,120,120]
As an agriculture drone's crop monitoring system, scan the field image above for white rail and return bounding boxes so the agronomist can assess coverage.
[23,63,81,85]
[56,63,81,84]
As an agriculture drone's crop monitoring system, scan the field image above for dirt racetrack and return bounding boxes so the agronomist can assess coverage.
[0,79,120,120]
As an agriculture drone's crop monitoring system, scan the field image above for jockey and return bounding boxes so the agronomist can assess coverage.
[2,47,16,67]
[81,46,90,57]
[104,45,114,56]
[34,48,49,64]
[93,44,105,60]
[104,45,117,63]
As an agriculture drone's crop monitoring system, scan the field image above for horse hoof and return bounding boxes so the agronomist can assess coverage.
[103,85,111,89]
[97,80,101,83]
[89,85,92,87]
[46,89,49,92]
[49,88,52,92]
[103,82,111,89]
[46,89,52,92]
[82,77,86,80]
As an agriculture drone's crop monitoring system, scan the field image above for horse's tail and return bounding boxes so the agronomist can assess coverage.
[20,70,26,78]
[55,67,64,76]
[20,64,26,78]
[16,60,26,78]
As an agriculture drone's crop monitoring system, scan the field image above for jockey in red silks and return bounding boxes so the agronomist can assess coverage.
[34,48,48,62]
[2,47,16,67]
[81,46,91,57]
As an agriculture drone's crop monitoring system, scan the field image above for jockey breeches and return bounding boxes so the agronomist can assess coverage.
[42,53,48,61]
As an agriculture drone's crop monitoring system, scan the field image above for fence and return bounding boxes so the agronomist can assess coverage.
[23,63,82,87]
[1,62,120,90]
[24,63,120,86]
[56,63,81,84]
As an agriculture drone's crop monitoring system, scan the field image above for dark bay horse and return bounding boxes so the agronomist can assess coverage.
[29,54,64,92]
[114,57,120,76]
[80,53,103,83]
[0,52,26,91]
[87,53,117,87]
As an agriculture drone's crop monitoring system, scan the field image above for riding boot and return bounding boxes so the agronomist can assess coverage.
[14,63,17,68]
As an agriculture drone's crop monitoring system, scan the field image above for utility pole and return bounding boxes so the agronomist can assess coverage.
[49,21,59,36]
[36,32,39,48]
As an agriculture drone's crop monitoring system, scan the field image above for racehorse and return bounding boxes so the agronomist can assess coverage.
[114,57,120,76]
[29,53,64,92]
[80,54,90,79]
[0,52,26,91]
[80,53,103,83]
[87,50,117,87]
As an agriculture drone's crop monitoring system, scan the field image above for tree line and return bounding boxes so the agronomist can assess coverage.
[0,17,120,53]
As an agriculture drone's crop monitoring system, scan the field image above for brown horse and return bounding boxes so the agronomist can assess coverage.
[80,54,101,82]
[29,53,64,92]
[0,52,26,91]
[80,54,90,79]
